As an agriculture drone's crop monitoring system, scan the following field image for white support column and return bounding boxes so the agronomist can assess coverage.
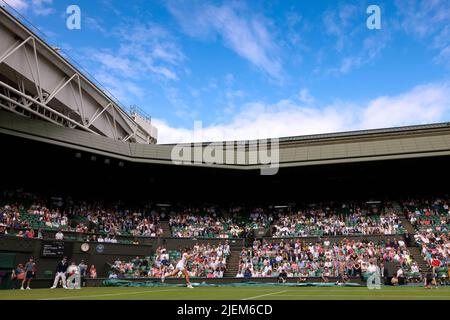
[0,93,62,126]
[87,102,112,127]
[0,37,32,64]
[0,10,157,144]
[45,74,77,104]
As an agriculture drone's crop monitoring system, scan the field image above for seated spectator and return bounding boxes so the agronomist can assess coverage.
[278,269,287,283]
[272,203,403,237]
[403,198,450,231]
[79,260,87,277]
[55,230,64,240]
[0,225,8,235]
[89,265,97,278]
[11,264,25,289]
[111,243,229,279]
[24,229,34,239]
[237,238,415,279]
[169,209,244,238]
[414,228,449,280]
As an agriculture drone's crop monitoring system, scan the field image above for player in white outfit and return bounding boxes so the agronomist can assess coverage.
[161,248,193,288]
[66,262,81,289]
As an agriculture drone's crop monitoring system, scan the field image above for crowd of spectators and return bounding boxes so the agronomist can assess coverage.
[1,204,27,229]
[236,238,415,279]
[414,230,450,278]
[27,203,69,230]
[402,198,450,282]
[272,203,403,237]
[83,208,163,237]
[1,192,164,239]
[403,198,450,231]
[2,200,405,240]
[243,208,273,233]
[169,209,244,238]
[109,242,230,278]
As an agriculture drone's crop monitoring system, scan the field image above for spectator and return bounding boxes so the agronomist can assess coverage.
[273,204,403,237]
[278,269,287,283]
[0,225,7,235]
[425,266,437,289]
[89,265,97,278]
[25,228,34,239]
[397,266,405,285]
[169,212,243,238]
[11,264,25,289]
[112,243,229,279]
[237,238,414,279]
[55,230,64,240]
[79,260,87,277]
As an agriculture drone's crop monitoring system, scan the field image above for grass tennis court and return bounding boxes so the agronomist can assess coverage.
[1,286,450,300]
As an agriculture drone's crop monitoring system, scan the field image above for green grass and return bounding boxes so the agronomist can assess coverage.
[1,286,450,300]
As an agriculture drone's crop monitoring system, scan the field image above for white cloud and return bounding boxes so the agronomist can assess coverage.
[2,0,28,10]
[164,86,198,120]
[80,21,186,115]
[395,0,450,67]
[323,4,358,52]
[90,52,138,79]
[361,83,450,128]
[117,23,184,66]
[166,0,283,80]
[395,0,449,38]
[85,21,185,85]
[298,88,314,104]
[434,45,450,65]
[3,0,53,15]
[152,119,194,144]
[154,82,450,143]
[30,0,53,16]
[85,16,107,34]
[93,70,144,105]
[321,3,392,76]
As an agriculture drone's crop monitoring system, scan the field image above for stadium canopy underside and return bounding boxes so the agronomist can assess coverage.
[1,110,450,203]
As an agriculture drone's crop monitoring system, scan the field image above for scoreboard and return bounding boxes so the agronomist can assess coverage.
[41,241,66,257]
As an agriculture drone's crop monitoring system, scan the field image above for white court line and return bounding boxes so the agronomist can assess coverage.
[277,294,450,299]
[242,290,288,300]
[38,288,180,300]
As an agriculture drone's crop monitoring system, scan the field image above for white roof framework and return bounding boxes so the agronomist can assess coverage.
[0,5,157,144]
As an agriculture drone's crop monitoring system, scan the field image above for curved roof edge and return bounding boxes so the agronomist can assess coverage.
[1,110,450,170]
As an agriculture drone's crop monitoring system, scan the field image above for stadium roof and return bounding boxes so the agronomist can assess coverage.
[277,122,450,143]
[2,110,450,170]
[2,5,450,171]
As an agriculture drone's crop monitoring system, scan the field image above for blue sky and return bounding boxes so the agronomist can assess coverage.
[3,0,450,143]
